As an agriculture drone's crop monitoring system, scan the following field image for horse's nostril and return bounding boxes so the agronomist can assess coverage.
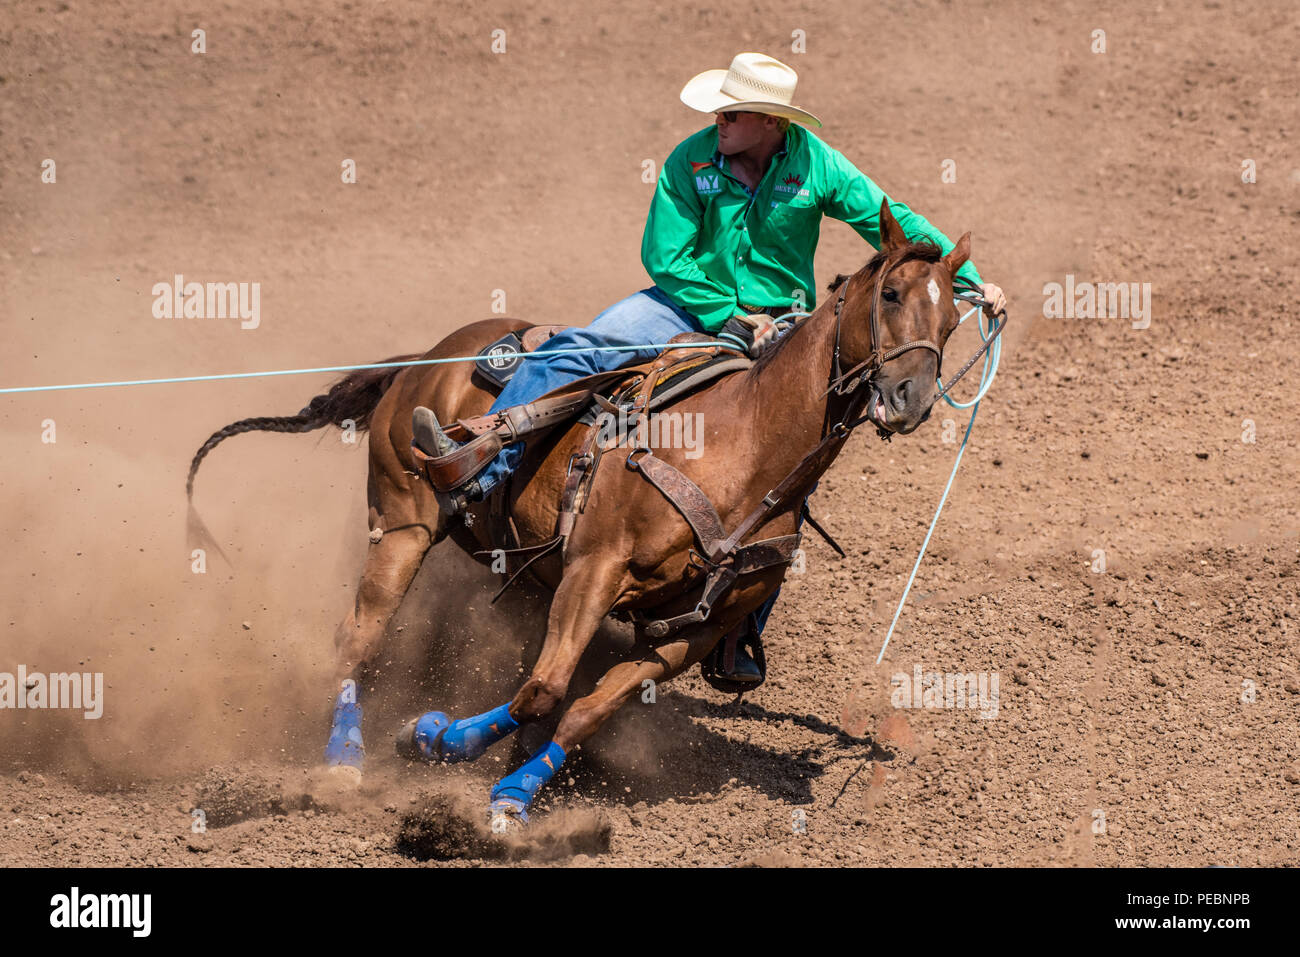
[890,379,911,411]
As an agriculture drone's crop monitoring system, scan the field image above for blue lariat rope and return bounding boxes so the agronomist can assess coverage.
[0,342,735,396]
[2,296,1003,670]
[874,292,1004,664]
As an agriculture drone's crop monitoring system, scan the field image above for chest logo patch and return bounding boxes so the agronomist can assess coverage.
[774,172,810,198]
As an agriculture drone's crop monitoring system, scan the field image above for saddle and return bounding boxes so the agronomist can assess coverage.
[411,325,751,494]
[408,323,817,644]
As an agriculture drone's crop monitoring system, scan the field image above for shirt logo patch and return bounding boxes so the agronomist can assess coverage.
[690,160,714,173]
[694,173,722,195]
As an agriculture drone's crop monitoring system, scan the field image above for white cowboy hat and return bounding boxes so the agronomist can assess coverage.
[679,52,822,128]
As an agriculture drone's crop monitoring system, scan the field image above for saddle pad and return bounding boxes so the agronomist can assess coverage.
[472,325,572,390]
[473,332,527,388]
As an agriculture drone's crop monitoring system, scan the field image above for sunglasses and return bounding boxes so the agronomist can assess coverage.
[717,111,745,123]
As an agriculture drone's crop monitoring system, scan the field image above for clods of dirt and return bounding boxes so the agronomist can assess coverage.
[396,791,611,862]
[192,766,315,828]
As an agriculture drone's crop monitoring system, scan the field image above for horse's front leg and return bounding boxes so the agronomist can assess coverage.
[550,626,720,750]
[486,614,726,825]
[397,555,625,780]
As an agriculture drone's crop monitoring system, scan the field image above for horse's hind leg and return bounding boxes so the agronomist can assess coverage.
[324,470,439,777]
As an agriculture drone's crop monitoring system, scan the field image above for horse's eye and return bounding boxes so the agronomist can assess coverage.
[882,287,899,303]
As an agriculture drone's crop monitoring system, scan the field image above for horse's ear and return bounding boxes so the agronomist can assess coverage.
[943,232,971,276]
[878,200,908,251]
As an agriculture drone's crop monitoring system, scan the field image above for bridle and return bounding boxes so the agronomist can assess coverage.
[822,254,1008,417]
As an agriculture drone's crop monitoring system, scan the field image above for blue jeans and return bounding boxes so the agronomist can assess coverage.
[477,286,703,494]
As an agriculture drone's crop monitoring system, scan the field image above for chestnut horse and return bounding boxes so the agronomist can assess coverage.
[187,202,983,822]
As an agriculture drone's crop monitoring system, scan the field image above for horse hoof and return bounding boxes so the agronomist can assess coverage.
[307,763,363,799]
[488,797,530,832]
[395,711,451,762]
[325,764,362,788]
[395,717,421,760]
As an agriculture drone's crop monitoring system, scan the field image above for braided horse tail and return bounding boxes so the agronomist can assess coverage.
[186,354,422,501]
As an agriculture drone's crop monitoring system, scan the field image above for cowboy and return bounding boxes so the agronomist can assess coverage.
[415,52,1005,685]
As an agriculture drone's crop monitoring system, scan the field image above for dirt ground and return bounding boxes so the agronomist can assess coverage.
[1,0,1297,867]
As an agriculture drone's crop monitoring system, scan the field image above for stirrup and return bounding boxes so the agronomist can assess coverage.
[434,483,480,519]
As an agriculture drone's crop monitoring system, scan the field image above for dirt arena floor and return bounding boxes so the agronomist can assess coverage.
[1,0,1297,867]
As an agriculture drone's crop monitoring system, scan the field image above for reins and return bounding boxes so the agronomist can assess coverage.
[777,256,1010,665]
[748,257,1011,527]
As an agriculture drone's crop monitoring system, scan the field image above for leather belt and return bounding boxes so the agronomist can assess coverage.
[738,301,795,315]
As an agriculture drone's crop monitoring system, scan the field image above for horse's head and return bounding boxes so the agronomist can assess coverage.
[831,201,971,435]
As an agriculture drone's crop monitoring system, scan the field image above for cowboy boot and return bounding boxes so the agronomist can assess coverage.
[701,613,766,691]
[412,406,482,518]
[722,628,764,685]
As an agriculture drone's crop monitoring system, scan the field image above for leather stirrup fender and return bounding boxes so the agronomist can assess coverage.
[411,430,502,493]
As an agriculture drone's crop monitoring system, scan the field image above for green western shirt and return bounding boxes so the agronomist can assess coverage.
[641,124,984,333]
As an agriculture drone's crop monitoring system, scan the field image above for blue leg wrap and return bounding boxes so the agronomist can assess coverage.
[490,741,566,821]
[409,710,452,761]
[437,703,519,763]
[323,682,364,769]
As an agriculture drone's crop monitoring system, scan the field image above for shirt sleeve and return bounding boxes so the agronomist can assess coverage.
[819,147,984,288]
[641,153,745,333]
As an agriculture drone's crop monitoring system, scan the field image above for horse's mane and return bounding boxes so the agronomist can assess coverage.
[750,238,944,376]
